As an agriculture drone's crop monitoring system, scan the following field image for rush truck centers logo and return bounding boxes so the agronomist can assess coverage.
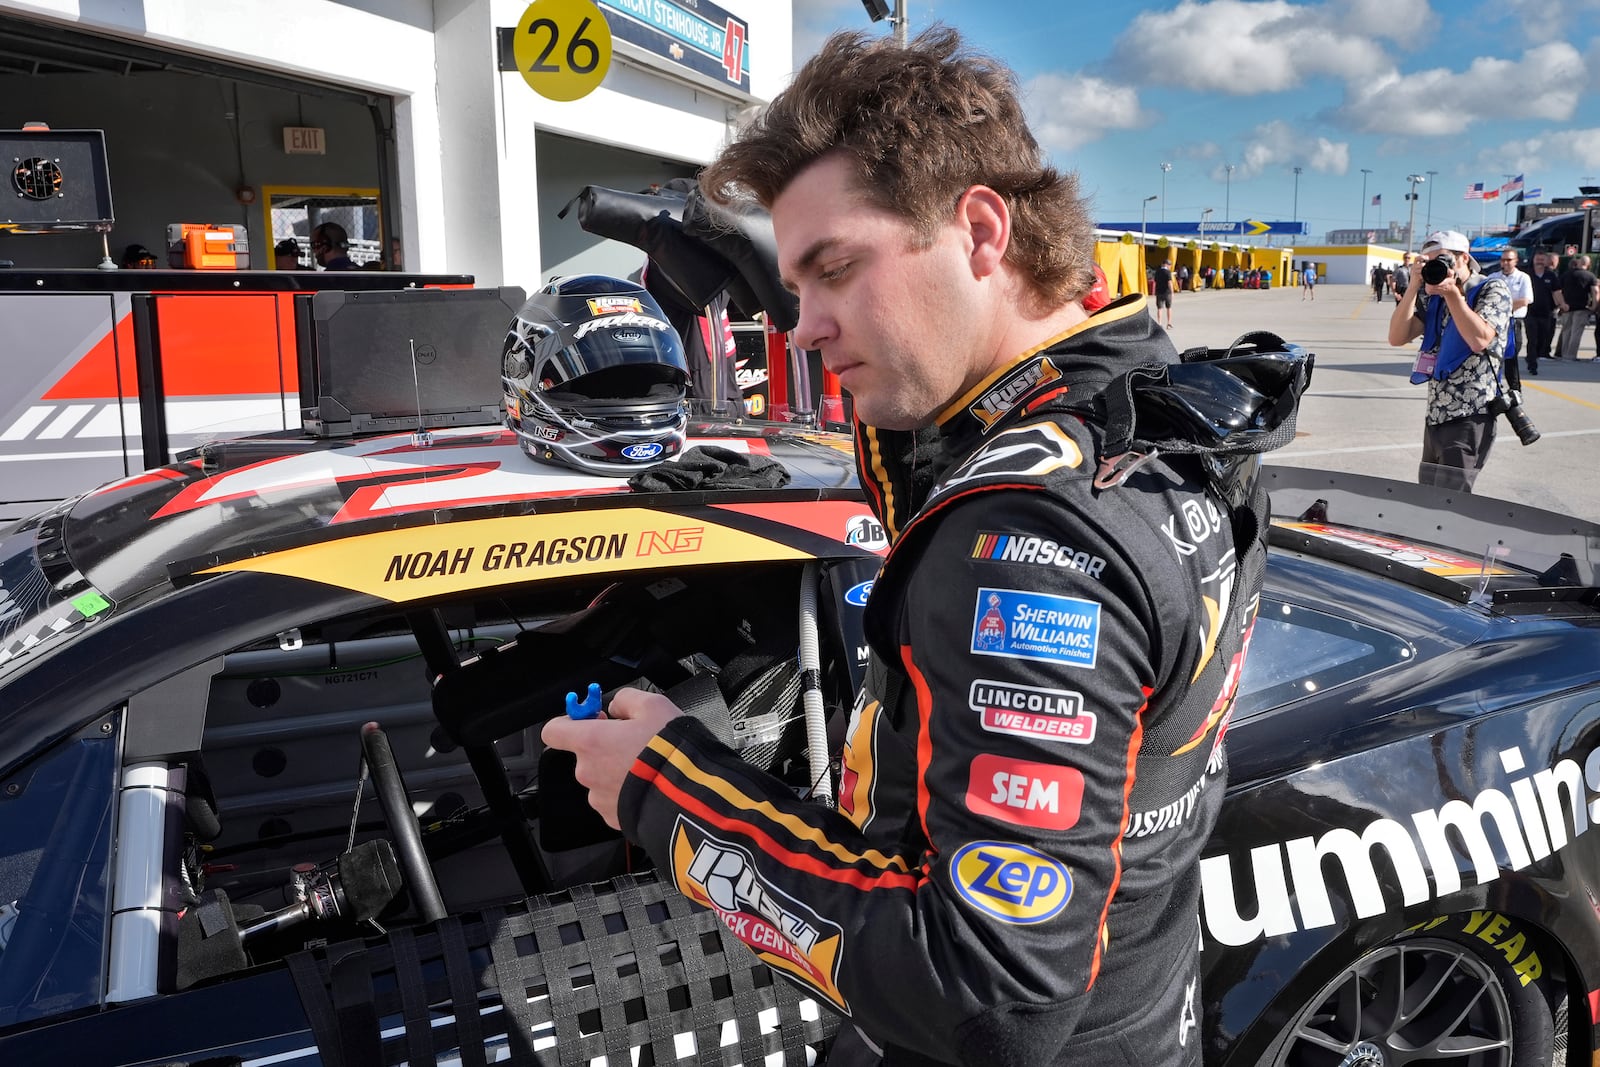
[671,819,851,1014]
[968,357,1062,430]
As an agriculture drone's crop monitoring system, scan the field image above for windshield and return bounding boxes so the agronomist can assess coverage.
[0,514,114,672]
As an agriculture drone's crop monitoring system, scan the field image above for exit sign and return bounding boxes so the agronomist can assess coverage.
[282,126,326,155]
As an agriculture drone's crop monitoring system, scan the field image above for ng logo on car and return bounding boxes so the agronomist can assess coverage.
[950,841,1072,924]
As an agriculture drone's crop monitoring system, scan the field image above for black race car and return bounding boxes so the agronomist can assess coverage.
[2,423,1599,1066]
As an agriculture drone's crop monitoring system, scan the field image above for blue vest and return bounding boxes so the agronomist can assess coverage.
[1412,280,1511,384]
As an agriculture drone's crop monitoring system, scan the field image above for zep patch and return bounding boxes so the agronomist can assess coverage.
[949,841,1072,925]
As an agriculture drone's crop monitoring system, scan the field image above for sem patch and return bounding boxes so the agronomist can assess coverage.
[966,754,1084,831]
[970,587,1100,668]
[950,841,1072,925]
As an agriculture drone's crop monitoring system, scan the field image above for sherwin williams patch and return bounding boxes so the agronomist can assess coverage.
[970,587,1100,667]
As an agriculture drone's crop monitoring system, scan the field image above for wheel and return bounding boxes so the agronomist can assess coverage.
[1263,929,1553,1066]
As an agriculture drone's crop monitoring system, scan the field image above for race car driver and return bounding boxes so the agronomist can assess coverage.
[543,27,1301,1066]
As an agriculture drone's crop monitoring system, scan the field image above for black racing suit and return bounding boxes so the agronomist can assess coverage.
[619,296,1268,1066]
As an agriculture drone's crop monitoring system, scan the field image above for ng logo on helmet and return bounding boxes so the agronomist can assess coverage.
[950,841,1072,924]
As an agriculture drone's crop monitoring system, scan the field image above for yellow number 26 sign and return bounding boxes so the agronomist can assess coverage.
[513,0,612,102]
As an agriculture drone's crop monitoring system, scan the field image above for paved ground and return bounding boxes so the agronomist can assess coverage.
[1159,282,1600,522]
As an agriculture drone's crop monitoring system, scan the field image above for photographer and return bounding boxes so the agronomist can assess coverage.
[1388,230,1521,491]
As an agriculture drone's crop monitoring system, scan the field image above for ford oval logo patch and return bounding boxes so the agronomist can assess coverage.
[622,442,664,461]
[949,841,1072,925]
[844,580,874,607]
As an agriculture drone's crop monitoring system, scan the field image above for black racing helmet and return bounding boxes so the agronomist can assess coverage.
[501,275,690,476]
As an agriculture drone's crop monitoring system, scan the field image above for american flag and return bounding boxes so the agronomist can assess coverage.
[1502,173,1524,195]
[1371,193,1382,206]
[1465,183,1485,200]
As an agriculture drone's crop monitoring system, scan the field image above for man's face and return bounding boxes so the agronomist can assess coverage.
[1500,252,1518,272]
[773,153,989,430]
[310,230,332,263]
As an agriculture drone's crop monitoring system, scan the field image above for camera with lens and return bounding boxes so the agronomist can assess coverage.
[1489,389,1541,447]
[1420,251,1455,286]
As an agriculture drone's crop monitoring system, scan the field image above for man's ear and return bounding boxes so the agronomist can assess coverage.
[957,185,1010,279]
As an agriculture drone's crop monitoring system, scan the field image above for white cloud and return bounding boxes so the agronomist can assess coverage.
[1494,0,1600,45]
[1471,127,1600,173]
[1220,120,1350,179]
[1109,0,1406,94]
[1570,130,1600,169]
[1023,73,1153,152]
[1333,0,1436,45]
[1472,136,1550,178]
[1338,41,1586,135]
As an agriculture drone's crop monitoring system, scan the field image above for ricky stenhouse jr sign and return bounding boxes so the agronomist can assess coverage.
[598,0,749,93]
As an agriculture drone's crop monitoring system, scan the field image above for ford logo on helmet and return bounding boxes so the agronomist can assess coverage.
[622,442,664,461]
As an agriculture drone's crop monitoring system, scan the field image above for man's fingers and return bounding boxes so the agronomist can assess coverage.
[541,715,581,752]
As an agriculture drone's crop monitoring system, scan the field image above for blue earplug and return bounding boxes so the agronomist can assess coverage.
[565,682,603,720]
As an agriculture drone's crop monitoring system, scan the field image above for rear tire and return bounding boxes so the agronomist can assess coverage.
[1261,928,1553,1066]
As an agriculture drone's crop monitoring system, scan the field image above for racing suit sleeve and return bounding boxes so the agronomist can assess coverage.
[617,483,1194,1063]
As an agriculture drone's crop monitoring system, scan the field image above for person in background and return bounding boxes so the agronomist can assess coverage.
[1554,254,1598,362]
[543,26,1285,1067]
[1525,249,1560,375]
[1389,253,1411,305]
[274,238,302,271]
[1496,250,1531,390]
[309,223,358,271]
[1153,257,1175,327]
[120,243,157,269]
[1388,229,1510,491]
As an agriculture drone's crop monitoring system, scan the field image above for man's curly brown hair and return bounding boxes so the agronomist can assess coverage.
[701,26,1094,309]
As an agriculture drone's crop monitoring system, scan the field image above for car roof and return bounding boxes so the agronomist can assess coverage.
[51,422,865,607]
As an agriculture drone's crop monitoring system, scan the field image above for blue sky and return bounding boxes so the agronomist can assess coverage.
[791,0,1600,241]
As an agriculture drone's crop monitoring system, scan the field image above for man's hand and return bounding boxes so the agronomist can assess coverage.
[541,688,684,829]
[1424,271,1461,302]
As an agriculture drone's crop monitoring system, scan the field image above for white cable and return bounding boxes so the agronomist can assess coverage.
[797,562,834,807]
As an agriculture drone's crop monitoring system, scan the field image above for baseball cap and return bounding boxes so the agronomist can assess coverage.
[1422,230,1469,254]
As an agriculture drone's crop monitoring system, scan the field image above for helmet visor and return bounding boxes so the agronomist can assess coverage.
[533,291,689,387]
